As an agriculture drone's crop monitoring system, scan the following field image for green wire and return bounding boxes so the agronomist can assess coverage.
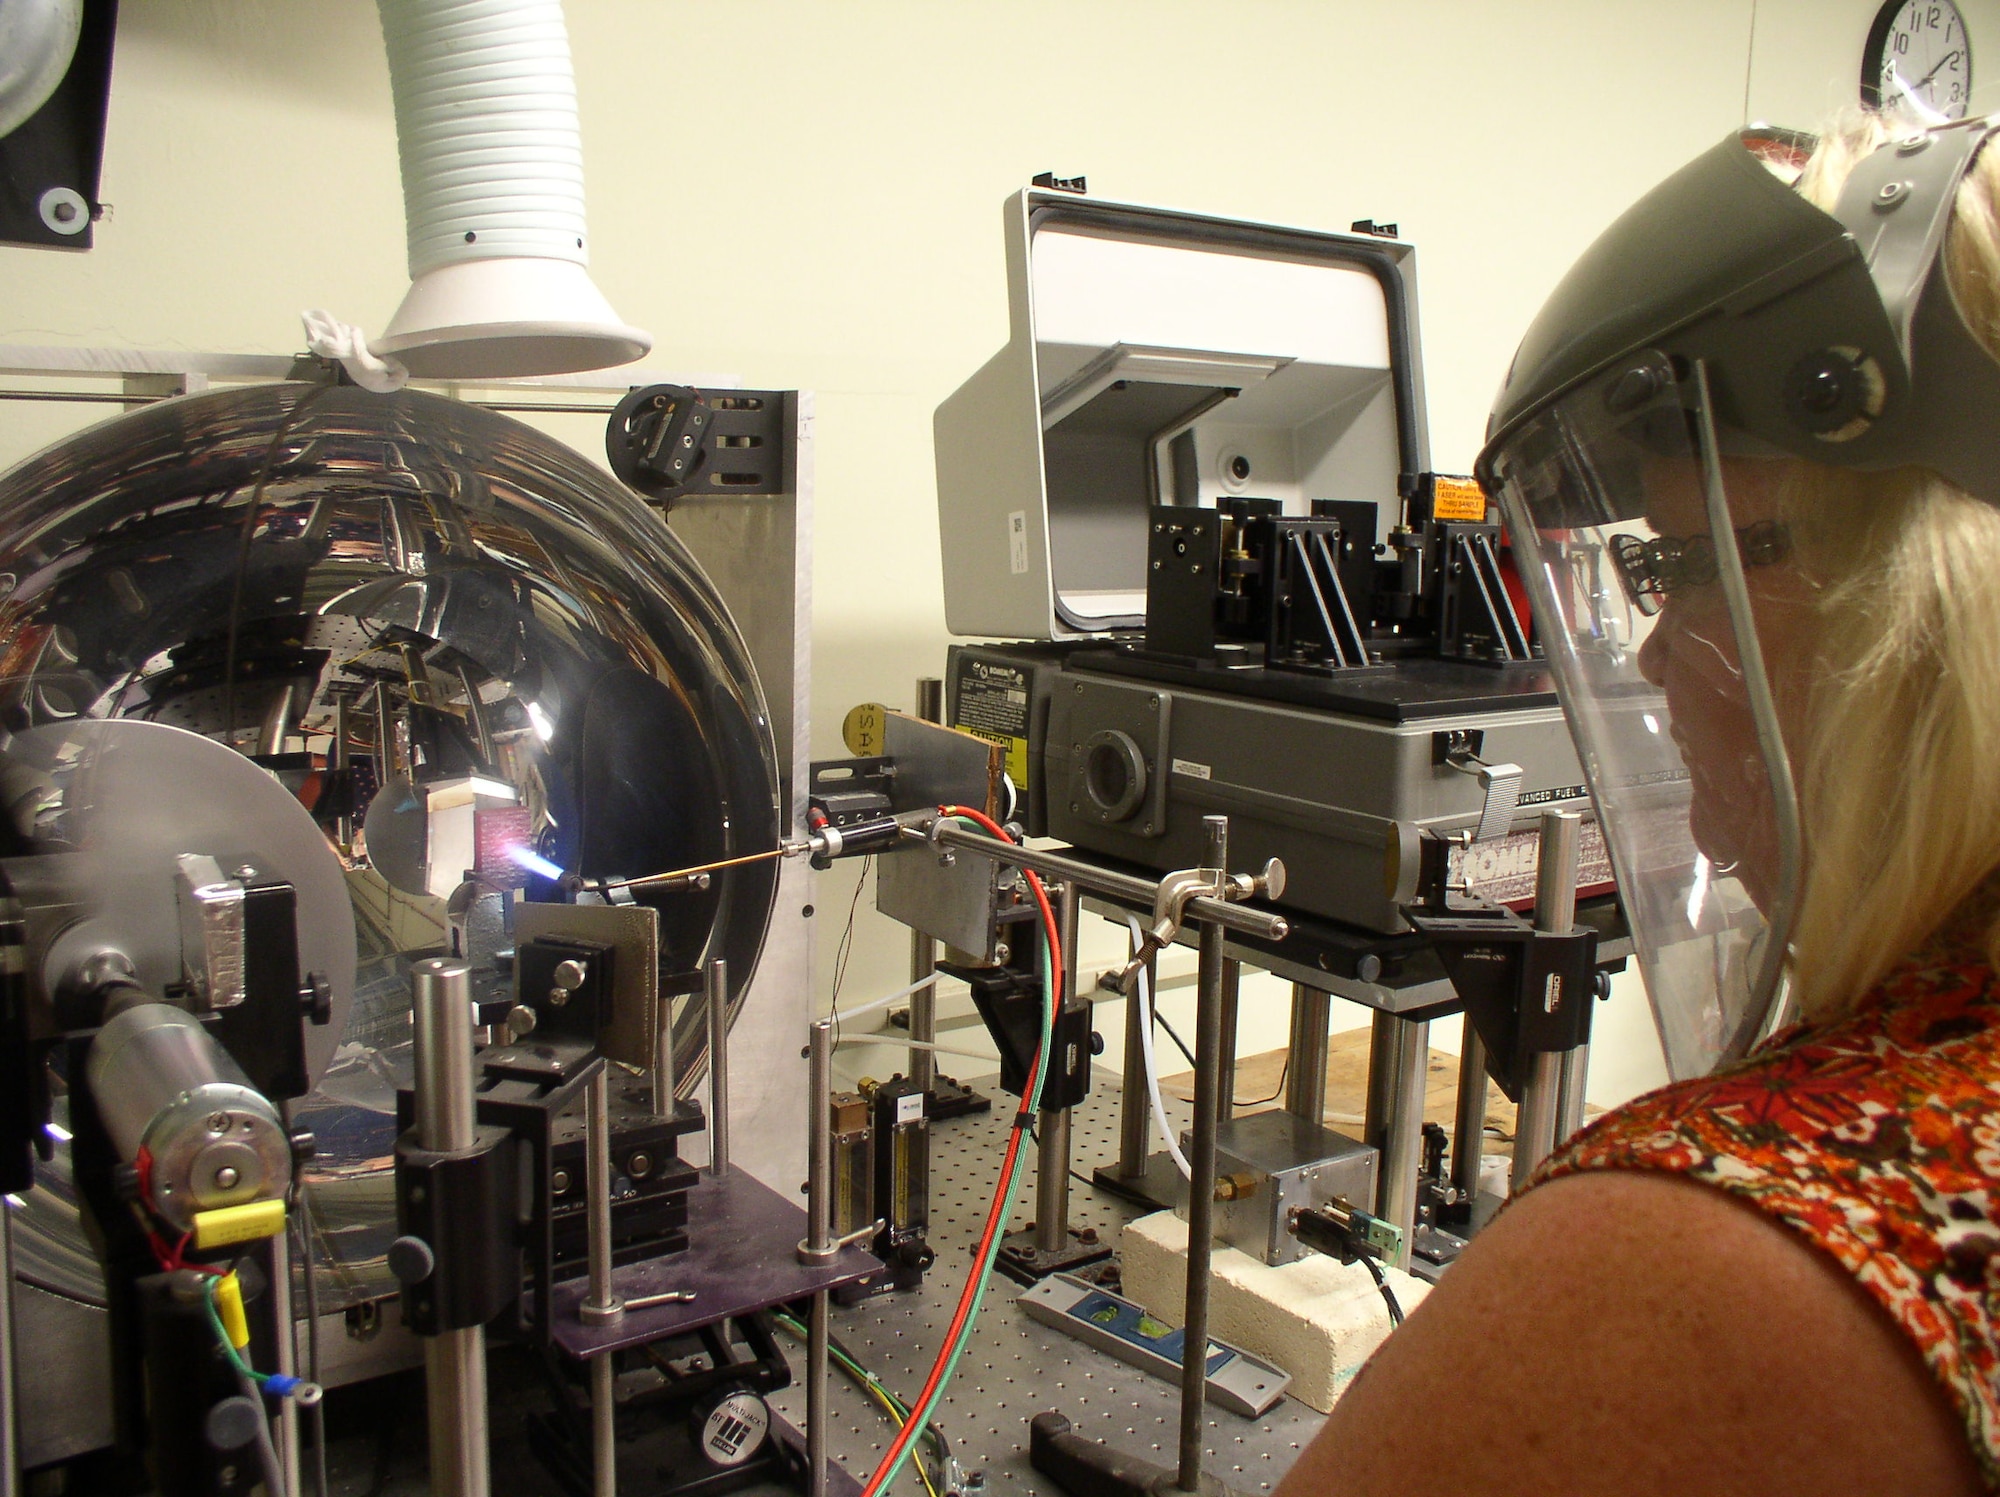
[201,1276,269,1386]
[866,915,1055,1497]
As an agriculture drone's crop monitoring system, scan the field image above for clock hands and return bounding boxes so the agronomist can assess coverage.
[1916,48,1965,91]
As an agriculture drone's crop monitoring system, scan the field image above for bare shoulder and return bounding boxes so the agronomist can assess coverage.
[1277,1170,1983,1497]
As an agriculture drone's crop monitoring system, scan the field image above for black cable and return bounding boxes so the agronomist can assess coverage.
[1071,1167,1157,1210]
[1362,1252,1404,1326]
[1234,1052,1290,1109]
[1152,1010,1197,1069]
[829,854,873,1049]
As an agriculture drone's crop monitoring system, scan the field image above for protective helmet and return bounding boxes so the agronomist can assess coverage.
[1476,115,2000,1077]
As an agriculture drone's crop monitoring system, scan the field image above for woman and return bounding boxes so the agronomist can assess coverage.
[1279,113,2000,1495]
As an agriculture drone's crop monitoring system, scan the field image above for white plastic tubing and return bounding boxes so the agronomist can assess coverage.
[376,0,595,281]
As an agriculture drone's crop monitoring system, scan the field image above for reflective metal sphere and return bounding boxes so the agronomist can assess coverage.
[0,379,780,1303]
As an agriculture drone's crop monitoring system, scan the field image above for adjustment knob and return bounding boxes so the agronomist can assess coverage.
[387,1235,436,1286]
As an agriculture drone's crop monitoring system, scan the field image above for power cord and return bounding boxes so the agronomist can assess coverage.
[1360,1252,1404,1326]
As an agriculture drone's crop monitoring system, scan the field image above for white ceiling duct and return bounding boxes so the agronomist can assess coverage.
[0,0,82,141]
[367,0,650,380]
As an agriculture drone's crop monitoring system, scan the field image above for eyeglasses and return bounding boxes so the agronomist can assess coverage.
[1607,520,1791,616]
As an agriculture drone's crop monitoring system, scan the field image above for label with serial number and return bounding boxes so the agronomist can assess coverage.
[952,656,1032,793]
[1171,758,1211,780]
[1008,509,1030,575]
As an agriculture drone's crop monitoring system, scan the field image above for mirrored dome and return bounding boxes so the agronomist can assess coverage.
[0,379,781,1306]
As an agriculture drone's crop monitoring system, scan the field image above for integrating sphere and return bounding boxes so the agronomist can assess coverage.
[0,380,781,1306]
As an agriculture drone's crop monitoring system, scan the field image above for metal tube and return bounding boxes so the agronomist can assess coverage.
[1034,880,1081,1254]
[1116,947,1156,1177]
[1451,1028,1490,1202]
[591,1351,616,1497]
[1,1202,17,1497]
[805,1019,834,1497]
[705,958,730,1177]
[331,694,352,852]
[1376,1018,1430,1271]
[456,662,494,766]
[807,1290,830,1497]
[909,927,938,1093]
[925,824,1289,942]
[1363,1010,1399,1152]
[1285,984,1331,1124]
[1177,816,1229,1495]
[1033,1109,1071,1254]
[413,960,476,1156]
[1512,811,1582,1190]
[409,959,489,1497]
[1217,958,1241,1120]
[257,681,295,758]
[580,1070,623,1327]
[1555,1042,1591,1148]
[373,681,398,779]
[271,1225,299,1497]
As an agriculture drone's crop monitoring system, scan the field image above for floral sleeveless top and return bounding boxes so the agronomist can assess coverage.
[1536,930,2000,1485]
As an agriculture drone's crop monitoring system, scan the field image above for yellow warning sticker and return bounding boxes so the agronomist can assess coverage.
[966,729,1030,794]
[842,702,888,757]
[1431,475,1489,523]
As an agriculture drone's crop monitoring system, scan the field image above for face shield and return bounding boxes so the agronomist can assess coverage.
[1480,115,2000,1078]
[1485,352,1802,1077]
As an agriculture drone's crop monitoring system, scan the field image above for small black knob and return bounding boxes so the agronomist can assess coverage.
[387,1235,436,1286]
[1088,1031,1105,1057]
[204,1395,265,1453]
[300,973,332,1026]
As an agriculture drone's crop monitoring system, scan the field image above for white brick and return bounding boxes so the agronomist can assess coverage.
[1119,1210,1430,1413]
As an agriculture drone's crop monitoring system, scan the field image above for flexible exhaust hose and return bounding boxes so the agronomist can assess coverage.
[377,0,592,279]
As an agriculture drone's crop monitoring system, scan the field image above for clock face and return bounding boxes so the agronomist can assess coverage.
[1863,0,1974,121]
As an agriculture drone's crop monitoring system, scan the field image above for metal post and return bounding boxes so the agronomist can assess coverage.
[1512,811,1580,1192]
[1177,816,1230,1495]
[1115,946,1156,1177]
[909,678,944,1092]
[580,1067,623,1497]
[1376,1017,1429,1271]
[1034,880,1081,1255]
[1217,958,1241,1119]
[1555,1043,1591,1148]
[1285,984,1331,1124]
[1363,1010,1399,1150]
[271,1222,299,1497]
[805,1019,835,1497]
[410,958,489,1497]
[257,682,295,758]
[373,680,398,779]
[1451,1027,1491,1203]
[331,694,351,852]
[705,958,730,1178]
[1,1201,18,1497]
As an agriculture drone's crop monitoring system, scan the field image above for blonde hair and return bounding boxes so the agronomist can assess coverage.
[1778,112,2000,1020]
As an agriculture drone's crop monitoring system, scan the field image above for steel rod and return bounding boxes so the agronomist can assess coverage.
[924,824,1289,941]
[1034,881,1081,1254]
[1217,958,1241,1119]
[1451,1027,1491,1202]
[1116,947,1156,1177]
[1512,811,1582,1191]
[331,695,351,851]
[706,958,730,1177]
[1555,1042,1591,1148]
[1285,984,1332,1124]
[1176,816,1230,1494]
[591,1351,616,1497]
[0,1203,16,1497]
[806,1019,834,1497]
[271,1224,299,1497]
[409,958,489,1497]
[1377,1017,1430,1271]
[908,926,938,1094]
[1363,1010,1399,1152]
[580,1071,624,1326]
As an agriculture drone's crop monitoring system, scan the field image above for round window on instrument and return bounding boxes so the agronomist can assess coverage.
[1081,729,1148,822]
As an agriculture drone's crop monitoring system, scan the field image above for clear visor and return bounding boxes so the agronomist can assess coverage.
[1486,353,1799,1079]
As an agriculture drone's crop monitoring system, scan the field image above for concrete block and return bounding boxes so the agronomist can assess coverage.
[1120,1209,1430,1413]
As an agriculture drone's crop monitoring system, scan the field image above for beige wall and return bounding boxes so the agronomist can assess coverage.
[6,0,1994,1103]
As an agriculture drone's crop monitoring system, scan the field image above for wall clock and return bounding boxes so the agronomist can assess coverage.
[1862,0,1973,121]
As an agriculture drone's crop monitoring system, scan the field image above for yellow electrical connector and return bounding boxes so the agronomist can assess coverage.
[213,1271,251,1350]
[191,1198,287,1251]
